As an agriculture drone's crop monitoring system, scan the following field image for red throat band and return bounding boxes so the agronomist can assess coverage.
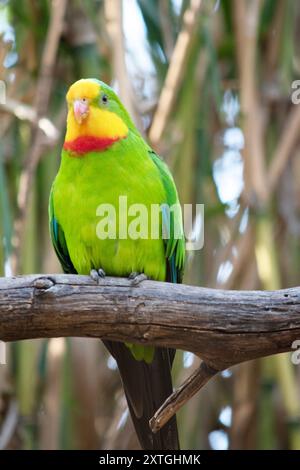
[63,135,123,155]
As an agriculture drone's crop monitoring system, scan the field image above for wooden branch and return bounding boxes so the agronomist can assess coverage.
[268,104,300,195]
[0,98,59,140]
[150,361,217,433]
[1,274,299,366]
[149,0,203,147]
[159,0,175,61]
[233,0,268,206]
[1,274,300,430]
[104,0,141,129]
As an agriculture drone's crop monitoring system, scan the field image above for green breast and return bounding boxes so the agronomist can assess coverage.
[52,136,167,281]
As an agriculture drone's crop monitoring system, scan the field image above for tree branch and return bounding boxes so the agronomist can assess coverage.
[1,274,299,364]
[268,104,300,195]
[104,0,141,129]
[233,0,268,206]
[1,274,299,431]
[149,0,203,147]
[150,361,218,433]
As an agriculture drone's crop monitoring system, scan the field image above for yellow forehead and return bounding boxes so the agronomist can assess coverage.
[66,80,100,103]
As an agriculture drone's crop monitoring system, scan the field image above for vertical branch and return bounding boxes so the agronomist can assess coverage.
[230,360,260,449]
[268,105,300,194]
[0,37,9,80]
[104,0,140,128]
[215,223,255,290]
[265,0,285,77]
[11,0,68,274]
[149,0,203,148]
[159,0,175,61]
[234,0,268,206]
[39,339,65,449]
[69,339,102,449]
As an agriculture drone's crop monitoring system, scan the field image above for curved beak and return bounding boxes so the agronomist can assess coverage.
[73,99,89,124]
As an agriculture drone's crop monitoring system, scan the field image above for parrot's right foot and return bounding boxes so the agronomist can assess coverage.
[90,268,106,282]
[128,272,148,286]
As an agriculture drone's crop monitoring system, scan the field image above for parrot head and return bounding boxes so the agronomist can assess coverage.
[63,79,134,155]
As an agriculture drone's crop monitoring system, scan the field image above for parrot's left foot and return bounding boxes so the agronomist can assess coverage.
[128,272,148,286]
[90,268,106,282]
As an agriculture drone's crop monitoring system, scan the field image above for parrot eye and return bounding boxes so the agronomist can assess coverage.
[101,94,109,105]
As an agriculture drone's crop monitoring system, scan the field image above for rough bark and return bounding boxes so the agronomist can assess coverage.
[0,274,299,371]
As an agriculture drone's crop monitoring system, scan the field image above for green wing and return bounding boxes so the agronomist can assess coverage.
[149,151,185,283]
[49,186,76,274]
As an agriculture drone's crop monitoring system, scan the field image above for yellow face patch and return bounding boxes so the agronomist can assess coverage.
[66,106,128,142]
[66,79,100,103]
[65,79,128,143]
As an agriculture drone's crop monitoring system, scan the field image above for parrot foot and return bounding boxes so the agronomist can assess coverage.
[90,268,106,282]
[128,272,148,286]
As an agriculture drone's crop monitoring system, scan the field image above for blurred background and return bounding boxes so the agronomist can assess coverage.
[0,0,300,450]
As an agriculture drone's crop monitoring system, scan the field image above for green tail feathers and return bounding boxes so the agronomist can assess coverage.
[125,343,155,364]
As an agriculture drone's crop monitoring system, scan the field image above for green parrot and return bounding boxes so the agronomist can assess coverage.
[49,78,185,449]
